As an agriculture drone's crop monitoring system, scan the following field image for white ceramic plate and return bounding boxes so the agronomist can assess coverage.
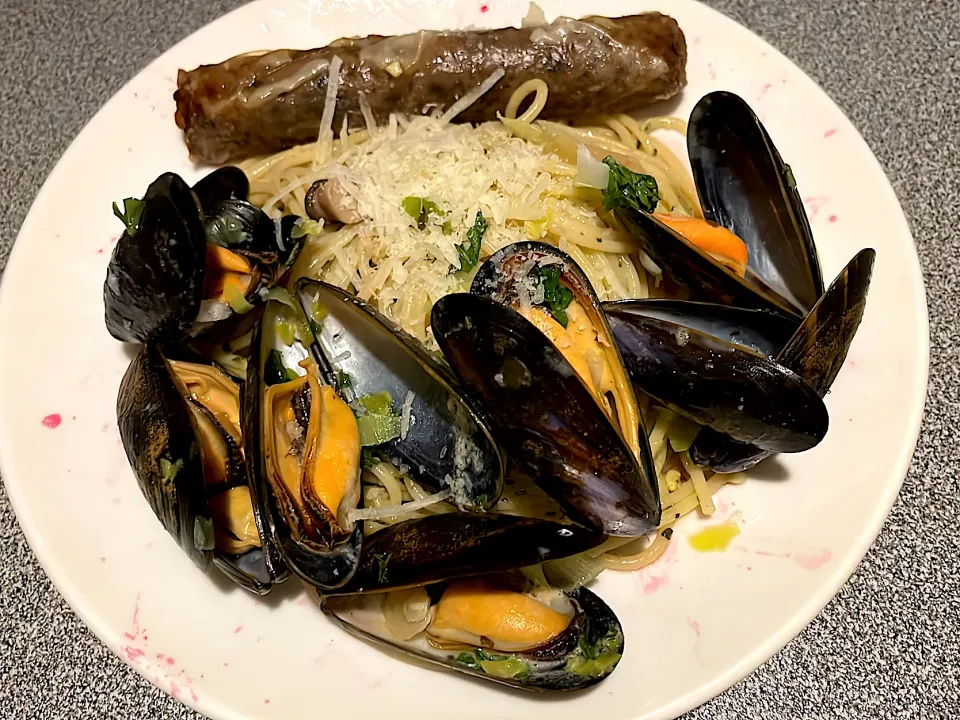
[0,0,927,718]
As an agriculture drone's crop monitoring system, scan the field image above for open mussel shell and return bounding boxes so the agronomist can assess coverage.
[688,91,824,314]
[244,299,363,589]
[604,303,828,452]
[117,344,277,594]
[295,279,504,512]
[104,173,206,343]
[324,513,605,595]
[323,579,623,691]
[602,299,798,358]
[691,248,875,471]
[615,207,803,318]
[432,293,660,536]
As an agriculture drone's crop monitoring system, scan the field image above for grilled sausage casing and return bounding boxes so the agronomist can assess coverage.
[175,13,687,164]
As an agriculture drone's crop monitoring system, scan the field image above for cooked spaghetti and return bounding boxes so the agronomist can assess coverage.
[239,69,741,576]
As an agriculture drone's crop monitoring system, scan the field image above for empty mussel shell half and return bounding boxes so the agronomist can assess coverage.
[323,577,623,691]
[244,298,363,589]
[602,299,798,358]
[295,279,504,512]
[324,513,605,595]
[117,344,277,594]
[432,292,660,536]
[688,91,824,315]
[691,248,876,471]
[604,303,828,453]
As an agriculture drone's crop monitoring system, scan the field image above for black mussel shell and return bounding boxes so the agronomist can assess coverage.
[202,198,276,254]
[295,279,504,512]
[602,299,798,358]
[614,207,803,318]
[244,300,362,589]
[117,345,277,593]
[432,293,660,536]
[605,309,828,452]
[193,166,250,211]
[324,513,605,595]
[688,91,824,315]
[104,173,206,343]
[691,249,875,471]
[323,583,623,691]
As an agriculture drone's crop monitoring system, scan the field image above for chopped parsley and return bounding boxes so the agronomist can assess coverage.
[159,457,183,483]
[265,350,298,386]
[783,163,797,189]
[533,265,574,328]
[360,447,381,469]
[334,369,354,392]
[565,627,623,679]
[112,197,145,235]
[373,552,391,583]
[456,211,487,273]
[601,157,659,214]
[402,196,446,231]
[454,649,529,680]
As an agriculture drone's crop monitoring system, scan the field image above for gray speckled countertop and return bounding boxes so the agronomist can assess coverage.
[0,0,956,717]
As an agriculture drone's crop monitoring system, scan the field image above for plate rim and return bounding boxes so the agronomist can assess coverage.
[0,0,930,717]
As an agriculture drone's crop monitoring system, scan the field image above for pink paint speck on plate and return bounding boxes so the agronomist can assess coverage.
[794,548,831,570]
[688,619,701,637]
[829,214,838,223]
[643,575,668,595]
[41,413,62,428]
[824,128,837,137]
[234,625,243,634]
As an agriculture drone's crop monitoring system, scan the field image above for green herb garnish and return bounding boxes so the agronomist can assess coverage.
[334,369,354,391]
[402,196,446,230]
[355,391,402,446]
[360,447,381,469]
[112,197,145,235]
[565,627,623,678]
[292,217,324,239]
[783,163,797,189]
[264,350,298,386]
[456,211,487,273]
[601,157,659,214]
[374,552,391,583]
[159,457,183,483]
[533,265,574,328]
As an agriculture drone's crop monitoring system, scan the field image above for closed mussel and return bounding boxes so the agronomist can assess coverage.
[117,344,278,593]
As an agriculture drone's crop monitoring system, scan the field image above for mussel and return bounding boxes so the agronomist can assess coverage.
[613,91,825,320]
[104,168,303,344]
[324,577,623,691]
[245,298,364,589]
[691,249,875,471]
[432,243,659,536]
[117,344,279,593]
[295,279,504,512]
[603,299,829,452]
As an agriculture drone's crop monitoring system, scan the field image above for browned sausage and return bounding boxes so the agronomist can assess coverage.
[174,13,687,165]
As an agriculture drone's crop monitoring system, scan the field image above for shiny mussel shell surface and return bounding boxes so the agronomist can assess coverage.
[688,91,824,315]
[295,279,504,512]
[691,249,876,471]
[604,300,828,452]
[324,512,605,595]
[432,292,660,536]
[117,344,277,593]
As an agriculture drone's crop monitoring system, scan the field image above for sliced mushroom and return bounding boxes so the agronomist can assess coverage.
[305,179,363,225]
